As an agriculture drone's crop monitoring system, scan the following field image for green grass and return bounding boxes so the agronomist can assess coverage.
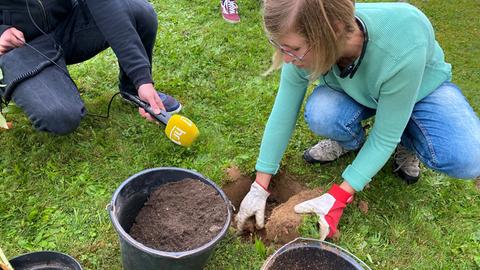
[1,0,479,269]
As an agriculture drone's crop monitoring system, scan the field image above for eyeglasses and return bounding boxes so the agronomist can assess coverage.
[268,38,311,62]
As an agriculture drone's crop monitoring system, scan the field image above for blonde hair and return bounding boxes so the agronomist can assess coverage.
[263,0,356,80]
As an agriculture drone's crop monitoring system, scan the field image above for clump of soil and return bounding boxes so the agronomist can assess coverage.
[358,200,369,214]
[265,189,323,244]
[265,246,358,270]
[223,167,312,244]
[129,178,227,252]
[222,171,278,239]
[223,170,308,213]
[222,167,364,244]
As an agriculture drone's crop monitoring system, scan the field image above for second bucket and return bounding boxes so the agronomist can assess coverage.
[108,167,232,270]
[261,237,370,270]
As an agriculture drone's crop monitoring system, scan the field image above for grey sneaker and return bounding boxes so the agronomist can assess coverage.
[303,139,350,164]
[393,145,420,184]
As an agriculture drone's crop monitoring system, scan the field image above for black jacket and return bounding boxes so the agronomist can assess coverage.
[0,0,153,89]
[0,0,72,41]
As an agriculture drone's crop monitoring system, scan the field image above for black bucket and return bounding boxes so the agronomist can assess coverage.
[108,167,232,270]
[9,251,82,270]
[261,238,370,270]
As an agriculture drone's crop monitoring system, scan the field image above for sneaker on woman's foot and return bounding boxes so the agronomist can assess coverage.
[221,0,240,23]
[303,139,350,164]
[121,91,182,114]
[393,145,420,184]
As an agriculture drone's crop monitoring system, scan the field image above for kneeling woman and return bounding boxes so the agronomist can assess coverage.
[236,0,480,240]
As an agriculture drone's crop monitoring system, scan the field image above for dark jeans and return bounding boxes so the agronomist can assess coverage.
[0,0,157,134]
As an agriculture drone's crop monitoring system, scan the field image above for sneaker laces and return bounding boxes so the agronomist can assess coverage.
[308,139,349,162]
[394,145,420,175]
[223,0,238,14]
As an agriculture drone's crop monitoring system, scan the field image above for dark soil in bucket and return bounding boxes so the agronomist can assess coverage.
[129,178,227,252]
[267,247,358,270]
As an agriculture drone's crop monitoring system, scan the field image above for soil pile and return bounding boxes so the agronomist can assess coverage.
[223,169,315,244]
[265,188,323,244]
[129,178,227,252]
[266,246,358,270]
[223,168,364,244]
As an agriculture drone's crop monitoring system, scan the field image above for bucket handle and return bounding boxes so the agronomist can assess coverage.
[106,203,114,212]
[292,237,372,270]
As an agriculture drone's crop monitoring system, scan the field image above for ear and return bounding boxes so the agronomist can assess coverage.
[332,20,347,38]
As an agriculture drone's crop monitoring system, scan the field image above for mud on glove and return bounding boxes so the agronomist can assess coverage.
[294,184,353,240]
[235,181,270,231]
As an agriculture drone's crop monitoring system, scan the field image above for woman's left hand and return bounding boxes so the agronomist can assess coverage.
[294,184,354,240]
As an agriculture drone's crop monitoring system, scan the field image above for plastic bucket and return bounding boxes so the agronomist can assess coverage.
[9,251,82,270]
[108,167,232,270]
[261,238,370,270]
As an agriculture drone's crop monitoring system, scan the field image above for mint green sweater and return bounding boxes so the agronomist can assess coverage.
[255,3,452,191]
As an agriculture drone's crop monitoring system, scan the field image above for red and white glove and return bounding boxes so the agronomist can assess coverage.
[236,181,270,231]
[294,184,353,240]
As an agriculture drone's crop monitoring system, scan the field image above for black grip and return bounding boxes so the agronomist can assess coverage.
[121,92,171,125]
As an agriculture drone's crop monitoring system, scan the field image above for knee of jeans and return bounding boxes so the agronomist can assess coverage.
[33,107,84,135]
[304,108,338,137]
[437,151,480,179]
[304,86,344,135]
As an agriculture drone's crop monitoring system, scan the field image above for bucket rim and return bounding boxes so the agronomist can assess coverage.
[108,167,233,259]
[261,237,371,270]
[9,250,82,269]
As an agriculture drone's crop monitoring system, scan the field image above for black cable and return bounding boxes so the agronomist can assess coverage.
[24,0,70,77]
[322,72,343,92]
[85,92,123,119]
[26,0,57,47]
[2,46,63,102]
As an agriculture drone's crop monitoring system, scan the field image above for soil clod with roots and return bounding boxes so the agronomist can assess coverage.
[223,168,323,245]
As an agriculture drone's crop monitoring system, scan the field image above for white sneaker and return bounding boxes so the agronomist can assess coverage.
[303,139,350,164]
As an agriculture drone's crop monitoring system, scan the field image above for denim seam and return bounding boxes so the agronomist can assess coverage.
[410,114,438,167]
[343,107,366,150]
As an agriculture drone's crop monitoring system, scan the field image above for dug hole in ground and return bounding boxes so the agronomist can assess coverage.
[222,166,370,245]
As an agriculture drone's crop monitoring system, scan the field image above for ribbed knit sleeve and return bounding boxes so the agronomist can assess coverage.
[255,64,309,174]
[342,45,427,191]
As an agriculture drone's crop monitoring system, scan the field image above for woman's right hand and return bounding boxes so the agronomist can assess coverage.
[235,172,272,231]
[0,27,25,55]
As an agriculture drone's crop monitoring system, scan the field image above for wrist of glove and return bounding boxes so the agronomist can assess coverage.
[235,181,270,231]
[294,184,353,240]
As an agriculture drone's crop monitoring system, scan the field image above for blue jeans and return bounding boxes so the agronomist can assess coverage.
[304,82,480,179]
[0,0,157,134]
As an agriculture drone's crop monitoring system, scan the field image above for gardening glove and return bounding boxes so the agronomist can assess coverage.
[294,184,353,240]
[236,181,270,231]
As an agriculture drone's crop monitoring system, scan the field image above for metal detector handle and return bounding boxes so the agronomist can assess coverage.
[122,92,171,125]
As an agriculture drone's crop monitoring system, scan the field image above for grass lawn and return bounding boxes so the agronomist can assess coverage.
[1,0,479,269]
